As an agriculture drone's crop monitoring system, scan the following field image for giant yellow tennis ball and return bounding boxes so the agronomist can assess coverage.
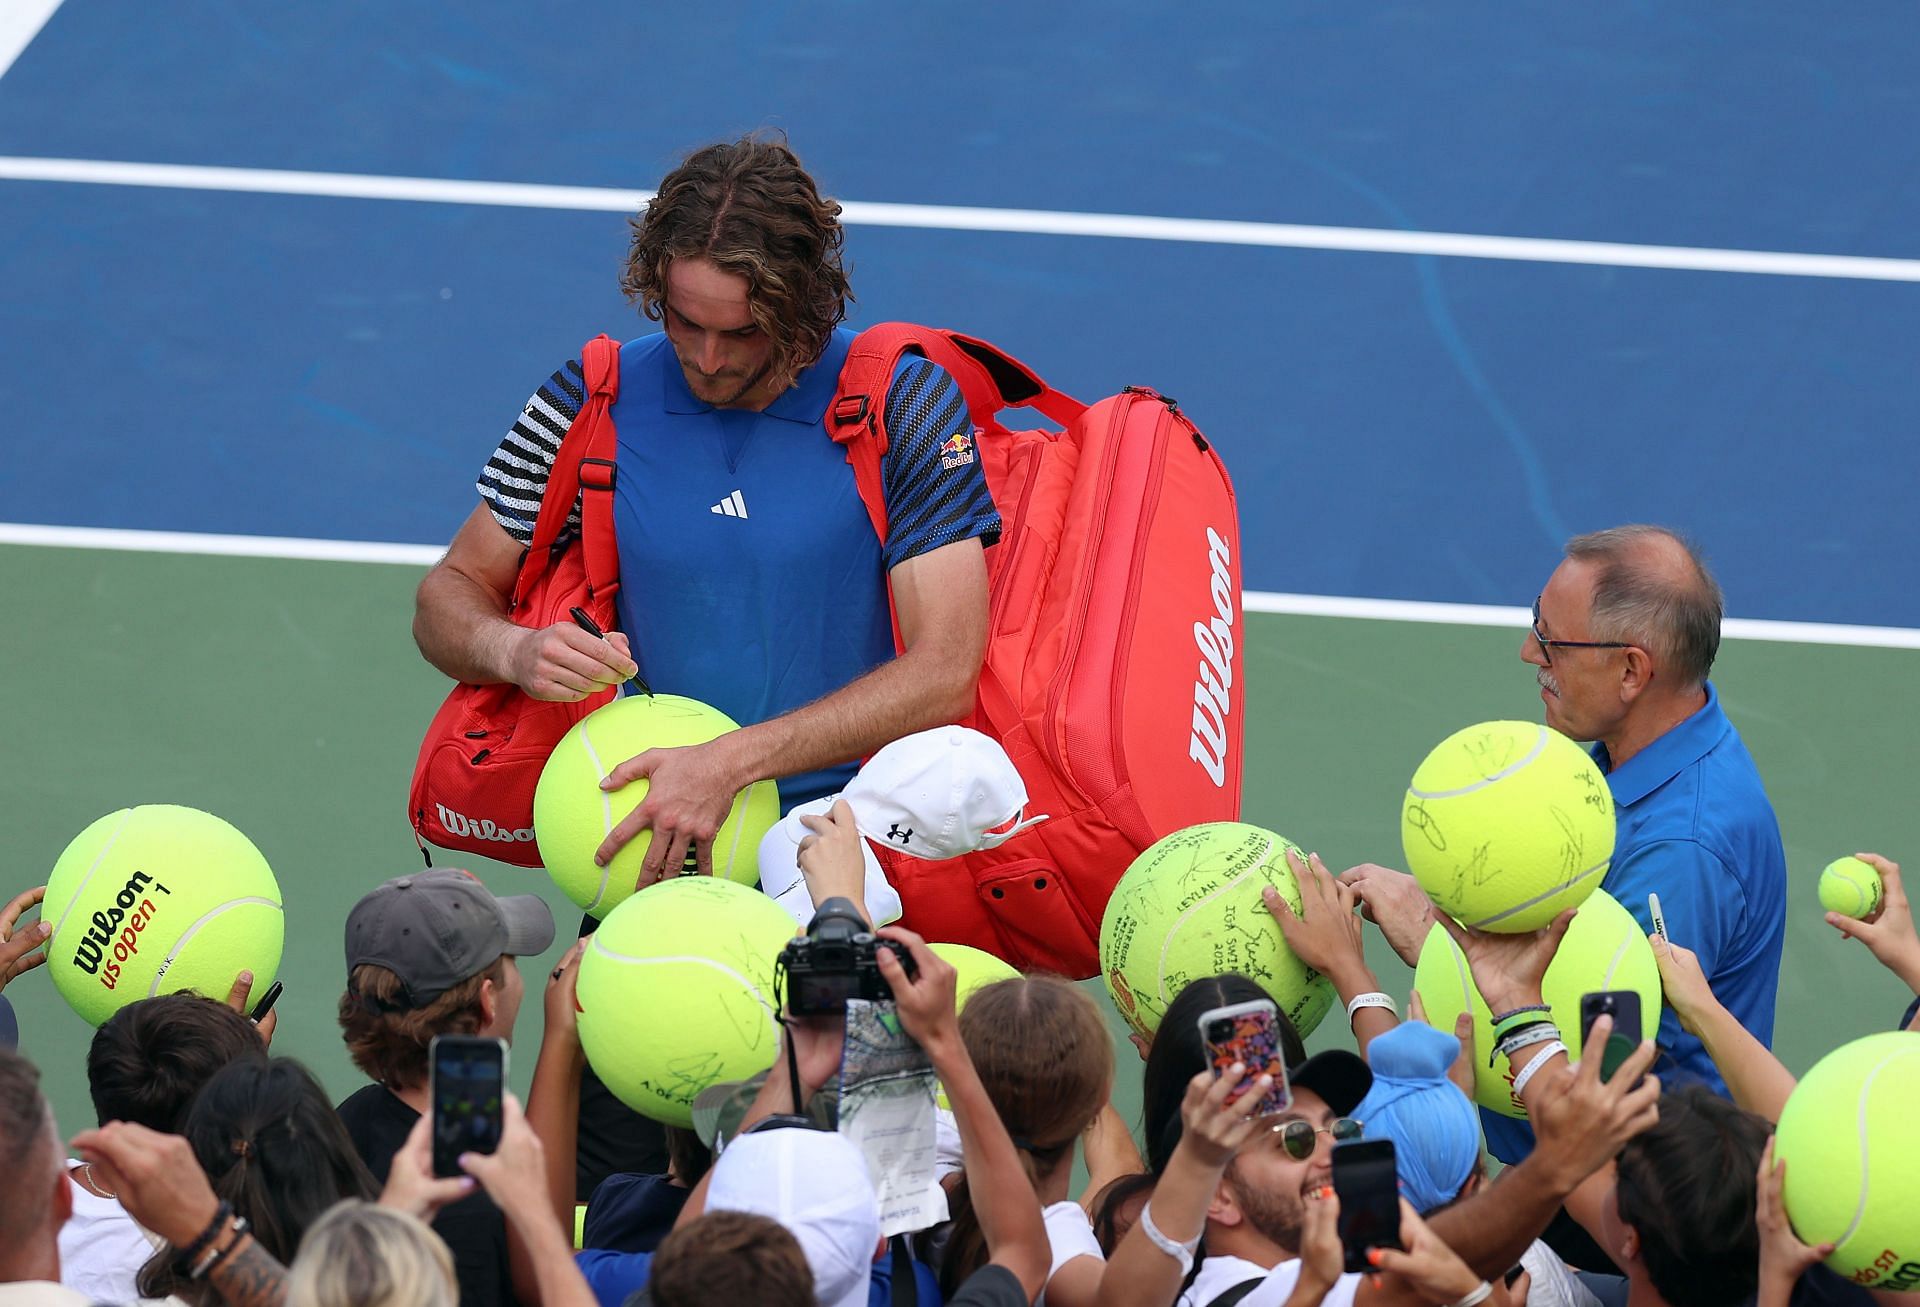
[1819,856,1884,920]
[1402,721,1614,932]
[1412,888,1659,1118]
[535,694,780,917]
[1776,1031,1920,1290]
[1099,822,1335,1041]
[44,805,284,1027]
[575,876,797,1128]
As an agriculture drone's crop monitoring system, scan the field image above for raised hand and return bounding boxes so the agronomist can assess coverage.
[1756,1135,1835,1297]
[1175,1064,1274,1170]
[595,739,746,883]
[508,622,635,702]
[0,886,50,993]
[1826,853,1920,995]
[1264,851,1370,990]
[1436,909,1576,1015]
[1527,1016,1661,1192]
[1337,864,1436,967]
[381,1113,476,1220]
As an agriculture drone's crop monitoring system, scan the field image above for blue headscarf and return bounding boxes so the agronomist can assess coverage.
[1351,1021,1482,1213]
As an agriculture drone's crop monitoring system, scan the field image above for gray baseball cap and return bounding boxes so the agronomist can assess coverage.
[345,868,554,1009]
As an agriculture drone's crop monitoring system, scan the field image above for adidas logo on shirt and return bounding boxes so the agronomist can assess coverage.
[710,490,748,519]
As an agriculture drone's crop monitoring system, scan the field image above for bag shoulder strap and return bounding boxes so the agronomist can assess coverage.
[826,322,1086,542]
[512,335,621,609]
[889,1234,918,1307]
[1204,1276,1271,1307]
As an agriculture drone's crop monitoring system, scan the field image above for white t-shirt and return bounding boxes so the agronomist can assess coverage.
[0,1283,101,1306]
[1519,1238,1604,1307]
[57,1164,161,1304]
[1179,1253,1362,1307]
[1043,1201,1103,1278]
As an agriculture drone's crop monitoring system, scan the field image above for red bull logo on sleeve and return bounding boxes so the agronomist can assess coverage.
[939,430,976,470]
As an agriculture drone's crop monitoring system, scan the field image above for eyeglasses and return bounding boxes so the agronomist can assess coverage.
[1530,595,1631,667]
[1273,1116,1363,1161]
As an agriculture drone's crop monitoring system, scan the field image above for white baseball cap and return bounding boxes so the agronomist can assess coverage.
[707,1125,881,1307]
[756,798,903,928]
[843,726,1048,861]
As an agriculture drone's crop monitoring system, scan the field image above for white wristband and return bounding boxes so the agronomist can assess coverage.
[1137,1200,1198,1274]
[1346,991,1396,1023]
[1509,1040,1568,1099]
[1449,1282,1494,1307]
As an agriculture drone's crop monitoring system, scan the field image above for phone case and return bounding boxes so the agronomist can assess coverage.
[1199,999,1292,1116]
[429,1036,508,1178]
[1333,1140,1402,1272]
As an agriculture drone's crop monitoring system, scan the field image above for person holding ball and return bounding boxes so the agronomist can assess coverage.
[412,135,998,889]
[1345,525,1787,1159]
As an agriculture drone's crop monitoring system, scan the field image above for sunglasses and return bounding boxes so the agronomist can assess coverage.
[1273,1116,1364,1160]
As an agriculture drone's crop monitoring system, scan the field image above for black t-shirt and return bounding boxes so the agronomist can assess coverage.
[948,1264,1029,1307]
[337,1084,521,1307]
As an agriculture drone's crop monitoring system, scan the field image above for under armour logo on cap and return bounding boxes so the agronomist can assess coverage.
[841,726,1049,861]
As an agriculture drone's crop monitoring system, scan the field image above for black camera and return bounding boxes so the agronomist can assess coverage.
[778,897,915,1015]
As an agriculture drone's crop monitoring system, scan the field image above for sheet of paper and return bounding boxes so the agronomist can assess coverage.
[839,998,943,1235]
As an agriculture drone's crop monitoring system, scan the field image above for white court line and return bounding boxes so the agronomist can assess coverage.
[5,155,1920,283]
[4,521,1917,651]
[0,0,66,82]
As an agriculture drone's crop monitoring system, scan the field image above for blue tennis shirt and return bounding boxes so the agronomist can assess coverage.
[1482,683,1787,1163]
[481,327,999,810]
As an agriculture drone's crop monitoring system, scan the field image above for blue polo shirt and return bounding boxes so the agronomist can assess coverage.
[480,329,1000,809]
[1482,683,1787,1163]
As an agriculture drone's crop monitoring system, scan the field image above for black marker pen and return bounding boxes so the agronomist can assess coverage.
[570,607,652,697]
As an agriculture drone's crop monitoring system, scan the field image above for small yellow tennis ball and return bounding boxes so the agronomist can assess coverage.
[534,695,779,917]
[44,805,284,1027]
[1402,721,1615,932]
[574,876,797,1128]
[1819,856,1884,920]
[1098,822,1335,1041]
[1411,888,1661,1117]
[1776,1031,1920,1290]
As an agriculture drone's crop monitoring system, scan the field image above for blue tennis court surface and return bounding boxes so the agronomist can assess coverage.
[3,1,1919,626]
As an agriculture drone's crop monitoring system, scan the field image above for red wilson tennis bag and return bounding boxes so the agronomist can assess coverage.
[407,336,622,867]
[830,325,1245,977]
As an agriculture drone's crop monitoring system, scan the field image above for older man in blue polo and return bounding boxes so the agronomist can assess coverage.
[1343,524,1787,1163]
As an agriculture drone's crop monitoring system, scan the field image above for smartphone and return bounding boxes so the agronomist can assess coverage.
[429,1035,508,1178]
[1332,1138,1403,1273]
[247,980,283,1024]
[1579,991,1643,1082]
[1198,999,1292,1116]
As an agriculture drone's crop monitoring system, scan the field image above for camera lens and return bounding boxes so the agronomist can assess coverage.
[1209,1020,1232,1041]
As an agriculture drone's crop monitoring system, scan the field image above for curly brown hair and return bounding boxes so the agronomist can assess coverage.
[622,134,851,392]
[337,959,504,1089]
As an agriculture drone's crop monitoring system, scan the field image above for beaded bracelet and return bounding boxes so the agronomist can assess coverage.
[175,1201,233,1272]
[194,1220,251,1281]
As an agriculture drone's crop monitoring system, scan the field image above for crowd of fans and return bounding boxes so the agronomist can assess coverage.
[1,781,1916,1307]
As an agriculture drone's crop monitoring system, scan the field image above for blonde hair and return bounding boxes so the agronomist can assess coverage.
[288,1201,456,1307]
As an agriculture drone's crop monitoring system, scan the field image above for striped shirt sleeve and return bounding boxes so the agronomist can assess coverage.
[477,359,585,546]
[878,355,1001,570]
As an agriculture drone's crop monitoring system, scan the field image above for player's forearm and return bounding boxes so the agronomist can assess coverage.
[413,562,521,685]
[722,639,977,786]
